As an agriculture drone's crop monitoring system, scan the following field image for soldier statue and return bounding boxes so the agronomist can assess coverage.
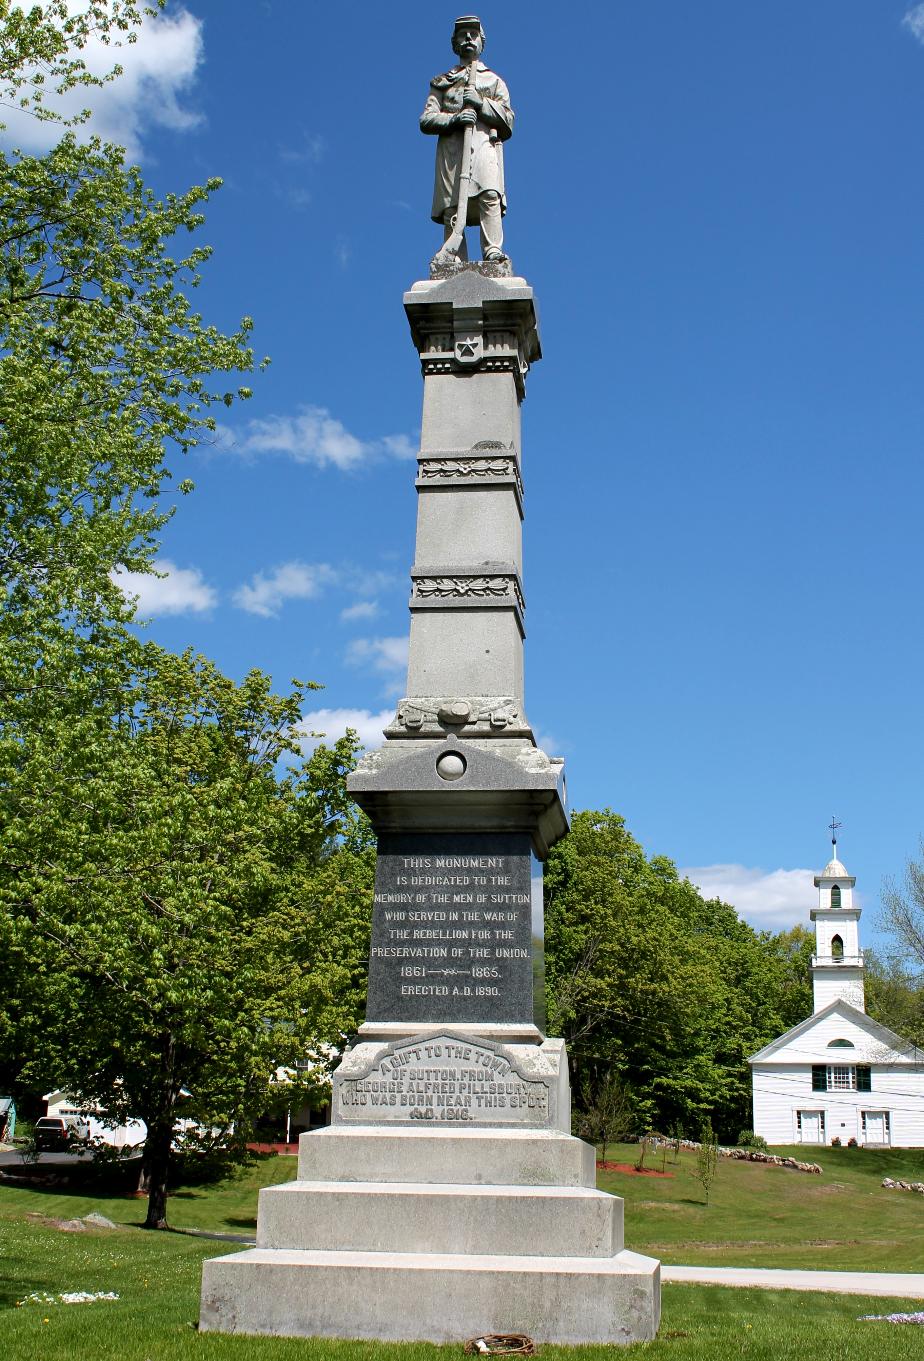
[421,15,513,264]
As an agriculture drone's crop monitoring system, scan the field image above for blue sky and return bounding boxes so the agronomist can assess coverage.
[9,2,924,943]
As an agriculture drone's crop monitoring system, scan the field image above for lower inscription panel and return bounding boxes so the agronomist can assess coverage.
[364,832,543,1028]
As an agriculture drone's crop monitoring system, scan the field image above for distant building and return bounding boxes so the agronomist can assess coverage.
[749,840,924,1147]
[42,1090,146,1149]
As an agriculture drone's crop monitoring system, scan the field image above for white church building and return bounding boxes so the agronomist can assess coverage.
[749,840,924,1147]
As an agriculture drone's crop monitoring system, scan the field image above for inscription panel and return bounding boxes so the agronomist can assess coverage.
[365,832,541,1027]
[333,1033,552,1127]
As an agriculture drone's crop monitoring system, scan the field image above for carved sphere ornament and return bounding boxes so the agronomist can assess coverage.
[435,751,467,781]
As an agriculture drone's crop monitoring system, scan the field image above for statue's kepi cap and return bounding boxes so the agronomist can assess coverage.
[454,15,482,29]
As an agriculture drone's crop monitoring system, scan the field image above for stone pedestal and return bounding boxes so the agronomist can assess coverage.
[201,1032,660,1344]
[199,267,660,1344]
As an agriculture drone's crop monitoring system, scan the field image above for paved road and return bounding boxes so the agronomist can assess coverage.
[0,1150,141,1169]
[0,1149,92,1167]
[662,1265,924,1298]
[171,1242,924,1298]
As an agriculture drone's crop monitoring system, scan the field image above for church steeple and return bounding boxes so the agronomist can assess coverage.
[810,822,864,1013]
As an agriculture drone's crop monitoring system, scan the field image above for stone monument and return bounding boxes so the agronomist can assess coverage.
[200,15,660,1344]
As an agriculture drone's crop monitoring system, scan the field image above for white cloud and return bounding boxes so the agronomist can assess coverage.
[534,730,564,755]
[381,433,418,460]
[340,599,380,622]
[679,864,816,931]
[903,5,924,43]
[346,635,409,679]
[299,707,393,753]
[114,559,216,616]
[278,130,325,164]
[2,7,204,160]
[233,561,336,618]
[224,406,415,472]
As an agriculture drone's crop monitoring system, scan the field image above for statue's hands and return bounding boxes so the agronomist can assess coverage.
[454,107,477,128]
[462,86,483,109]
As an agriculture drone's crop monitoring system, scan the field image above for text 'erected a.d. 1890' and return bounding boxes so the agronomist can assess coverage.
[364,833,538,1026]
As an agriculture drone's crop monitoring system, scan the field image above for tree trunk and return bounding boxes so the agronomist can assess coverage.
[141,1117,173,1229]
[141,1034,181,1230]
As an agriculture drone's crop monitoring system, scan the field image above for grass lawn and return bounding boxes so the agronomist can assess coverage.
[1,1212,921,1361]
[0,1153,297,1235]
[2,1146,924,1359]
[597,1141,924,1271]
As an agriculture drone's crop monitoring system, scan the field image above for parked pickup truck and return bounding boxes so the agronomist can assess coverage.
[33,1115,91,1151]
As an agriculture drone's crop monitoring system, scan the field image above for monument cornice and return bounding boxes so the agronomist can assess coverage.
[404,270,541,400]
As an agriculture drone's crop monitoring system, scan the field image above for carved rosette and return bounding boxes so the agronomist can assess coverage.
[411,573,525,612]
[417,449,524,502]
[408,565,526,637]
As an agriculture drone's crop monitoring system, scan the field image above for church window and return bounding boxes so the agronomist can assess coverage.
[831,934,844,959]
[827,1038,854,1048]
[812,1064,871,1092]
[831,885,841,908]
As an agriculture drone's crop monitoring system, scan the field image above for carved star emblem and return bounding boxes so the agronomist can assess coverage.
[458,341,477,358]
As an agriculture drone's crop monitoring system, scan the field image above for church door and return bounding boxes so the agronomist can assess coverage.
[863,1111,888,1145]
[799,1110,823,1144]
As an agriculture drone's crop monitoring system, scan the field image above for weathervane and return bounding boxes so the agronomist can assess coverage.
[829,815,842,848]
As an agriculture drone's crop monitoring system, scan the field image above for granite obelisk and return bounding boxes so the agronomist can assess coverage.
[200,16,660,1343]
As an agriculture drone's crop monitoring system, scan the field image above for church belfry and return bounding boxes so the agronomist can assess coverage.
[810,826,864,1013]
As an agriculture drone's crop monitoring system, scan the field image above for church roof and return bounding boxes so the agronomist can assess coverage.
[813,851,856,888]
[748,998,922,1065]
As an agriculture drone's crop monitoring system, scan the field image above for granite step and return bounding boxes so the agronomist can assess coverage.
[297,1125,595,1187]
[200,1245,661,1344]
[257,1180,622,1257]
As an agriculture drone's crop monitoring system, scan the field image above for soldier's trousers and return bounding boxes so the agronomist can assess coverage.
[442,190,504,259]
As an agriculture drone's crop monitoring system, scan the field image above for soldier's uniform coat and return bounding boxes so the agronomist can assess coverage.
[420,61,514,224]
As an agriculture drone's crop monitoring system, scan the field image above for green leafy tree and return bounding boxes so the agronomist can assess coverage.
[2,646,373,1228]
[695,1118,719,1205]
[0,1,151,126]
[865,950,924,1048]
[574,1069,636,1164]
[0,3,356,1228]
[881,848,924,980]
[545,811,815,1140]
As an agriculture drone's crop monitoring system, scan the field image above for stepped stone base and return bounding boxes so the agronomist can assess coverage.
[200,1118,660,1344]
[200,1032,659,1344]
[199,1247,660,1344]
[257,1180,622,1257]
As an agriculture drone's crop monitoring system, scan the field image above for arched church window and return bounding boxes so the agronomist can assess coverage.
[831,934,844,959]
[827,1038,854,1048]
[831,885,841,908]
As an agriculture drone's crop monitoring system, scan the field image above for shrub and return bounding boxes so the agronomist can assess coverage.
[831,1136,841,1147]
[634,1134,655,1172]
[737,1130,769,1151]
[847,1137,858,1148]
[695,1119,719,1205]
